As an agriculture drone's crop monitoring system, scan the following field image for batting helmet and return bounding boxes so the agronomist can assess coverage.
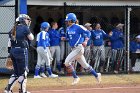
[41,22,50,30]
[65,13,77,22]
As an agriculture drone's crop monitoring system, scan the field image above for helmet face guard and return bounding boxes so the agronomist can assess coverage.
[16,14,31,26]
[65,13,77,23]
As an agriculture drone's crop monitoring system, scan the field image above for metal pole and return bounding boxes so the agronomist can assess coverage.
[125,7,131,73]
[15,0,19,19]
[127,7,132,73]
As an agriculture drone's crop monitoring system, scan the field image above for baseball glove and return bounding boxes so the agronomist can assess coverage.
[5,57,13,70]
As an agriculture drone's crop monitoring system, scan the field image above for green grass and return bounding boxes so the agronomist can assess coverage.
[1,74,140,92]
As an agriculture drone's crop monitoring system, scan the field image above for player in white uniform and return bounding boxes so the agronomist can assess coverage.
[64,13,101,85]
[34,22,58,78]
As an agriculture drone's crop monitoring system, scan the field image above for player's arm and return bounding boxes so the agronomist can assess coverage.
[25,27,34,40]
[42,31,47,49]
[79,25,91,46]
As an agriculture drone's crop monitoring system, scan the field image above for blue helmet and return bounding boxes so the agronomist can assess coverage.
[41,22,50,29]
[65,13,77,22]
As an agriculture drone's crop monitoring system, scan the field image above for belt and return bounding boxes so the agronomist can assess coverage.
[13,47,21,48]
[72,44,82,48]
[12,47,27,48]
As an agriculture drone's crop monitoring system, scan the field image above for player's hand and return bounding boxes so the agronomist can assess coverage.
[61,37,66,41]
[82,41,87,47]
[44,49,47,53]
[109,31,113,36]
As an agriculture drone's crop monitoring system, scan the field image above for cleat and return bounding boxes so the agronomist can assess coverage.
[40,73,47,78]
[57,70,65,74]
[96,73,101,83]
[24,91,30,93]
[72,77,80,85]
[4,90,13,93]
[114,70,118,74]
[34,75,42,79]
[49,74,58,78]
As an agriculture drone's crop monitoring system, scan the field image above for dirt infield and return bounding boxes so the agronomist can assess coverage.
[1,74,140,93]
[29,86,140,93]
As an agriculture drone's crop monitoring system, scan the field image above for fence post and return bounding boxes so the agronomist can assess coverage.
[125,6,132,73]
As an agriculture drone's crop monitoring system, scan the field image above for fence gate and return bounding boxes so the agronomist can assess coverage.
[0,0,15,74]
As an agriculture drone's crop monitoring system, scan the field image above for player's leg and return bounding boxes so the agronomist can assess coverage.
[40,61,47,78]
[77,55,101,83]
[50,46,56,71]
[4,74,18,93]
[4,52,18,93]
[99,45,106,72]
[34,48,43,78]
[56,46,64,74]
[41,48,58,78]
[65,45,84,85]
[14,48,30,93]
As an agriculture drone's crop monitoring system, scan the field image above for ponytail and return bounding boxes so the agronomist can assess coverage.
[11,22,18,40]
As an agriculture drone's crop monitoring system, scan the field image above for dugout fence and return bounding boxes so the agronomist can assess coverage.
[0,1,140,74]
[0,0,17,74]
[63,4,140,74]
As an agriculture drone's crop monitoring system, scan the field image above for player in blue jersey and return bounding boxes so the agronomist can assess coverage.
[48,22,64,74]
[34,22,58,78]
[64,13,101,85]
[109,23,124,73]
[91,23,108,72]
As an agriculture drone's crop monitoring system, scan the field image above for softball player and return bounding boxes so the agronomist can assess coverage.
[84,23,92,63]
[34,22,58,78]
[64,13,101,85]
[4,14,34,93]
[91,23,108,72]
[48,22,64,74]
[109,23,124,73]
[58,26,66,67]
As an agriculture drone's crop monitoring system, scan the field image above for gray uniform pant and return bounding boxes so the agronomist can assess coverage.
[60,41,65,61]
[37,47,51,67]
[93,45,106,62]
[50,46,61,64]
[65,44,90,69]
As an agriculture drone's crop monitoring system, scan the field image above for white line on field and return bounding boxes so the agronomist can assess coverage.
[28,86,140,93]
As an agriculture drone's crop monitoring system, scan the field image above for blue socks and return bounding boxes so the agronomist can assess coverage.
[90,69,98,77]
[57,63,61,72]
[46,67,52,75]
[72,71,78,78]
[67,65,78,78]
[35,68,40,76]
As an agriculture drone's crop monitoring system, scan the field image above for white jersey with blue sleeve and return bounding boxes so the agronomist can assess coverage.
[36,31,50,48]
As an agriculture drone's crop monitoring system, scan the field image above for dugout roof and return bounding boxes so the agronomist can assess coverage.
[27,0,140,6]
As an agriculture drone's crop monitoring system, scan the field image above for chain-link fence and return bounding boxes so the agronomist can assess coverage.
[63,6,140,74]
[0,3,140,74]
[0,1,15,74]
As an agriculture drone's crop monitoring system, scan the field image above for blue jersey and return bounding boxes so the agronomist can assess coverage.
[91,29,108,46]
[130,41,140,52]
[109,28,124,49]
[58,27,66,37]
[48,28,61,46]
[66,24,90,47]
[82,31,91,46]
[36,31,50,48]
